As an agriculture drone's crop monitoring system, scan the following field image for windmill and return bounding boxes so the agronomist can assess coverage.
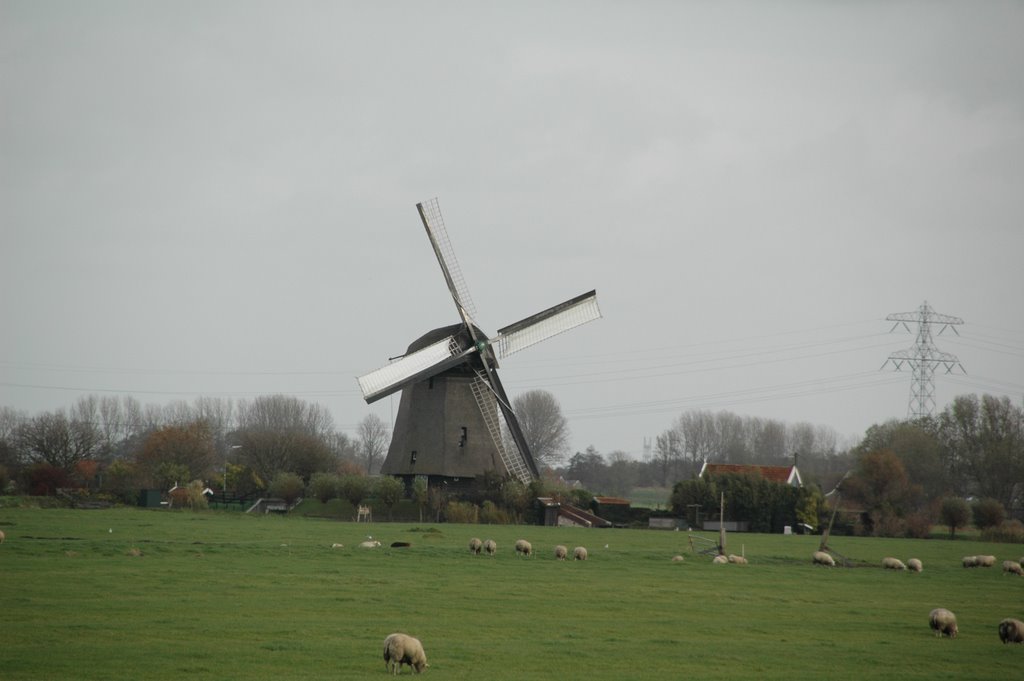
[356,198,601,490]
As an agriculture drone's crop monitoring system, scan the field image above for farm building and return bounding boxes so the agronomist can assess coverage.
[536,497,612,528]
[698,462,803,487]
[590,496,632,524]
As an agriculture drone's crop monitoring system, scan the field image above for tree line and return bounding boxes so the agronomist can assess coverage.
[1,390,1020,537]
[0,394,390,499]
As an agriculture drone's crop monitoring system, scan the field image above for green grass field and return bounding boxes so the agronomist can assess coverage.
[1,506,1021,680]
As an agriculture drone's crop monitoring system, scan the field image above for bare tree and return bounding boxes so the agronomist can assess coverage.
[512,390,570,468]
[654,428,683,486]
[16,410,103,472]
[237,395,334,438]
[357,414,390,474]
[678,410,716,463]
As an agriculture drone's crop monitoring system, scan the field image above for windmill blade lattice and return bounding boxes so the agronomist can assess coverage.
[494,290,601,358]
[418,198,477,323]
[357,335,471,403]
[469,369,533,483]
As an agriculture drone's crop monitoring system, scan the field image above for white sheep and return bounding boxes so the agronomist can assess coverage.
[0,529,5,544]
[1001,560,1023,576]
[483,539,497,556]
[671,555,685,563]
[514,539,533,557]
[468,537,482,555]
[712,554,728,564]
[976,554,996,567]
[812,551,835,567]
[554,545,568,560]
[882,557,906,570]
[573,546,588,561]
[929,608,958,638]
[962,555,978,568]
[383,632,428,674]
[998,618,1024,644]
[907,558,923,573]
[727,554,748,564]
[331,543,344,549]
[358,540,382,548]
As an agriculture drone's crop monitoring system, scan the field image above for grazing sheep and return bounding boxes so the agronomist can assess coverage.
[331,543,344,549]
[514,539,533,557]
[383,632,428,674]
[468,537,483,555]
[727,554,748,564]
[813,551,836,567]
[929,608,958,638]
[998,618,1024,644]
[962,555,978,568]
[977,554,997,567]
[554,545,568,560]
[907,558,923,573]
[1001,560,1023,576]
[712,554,728,564]
[483,539,497,556]
[882,557,907,570]
[671,555,685,563]
[0,529,5,544]
[358,540,382,548]
[573,546,588,561]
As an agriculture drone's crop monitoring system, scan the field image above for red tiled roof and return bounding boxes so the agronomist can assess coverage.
[701,463,797,484]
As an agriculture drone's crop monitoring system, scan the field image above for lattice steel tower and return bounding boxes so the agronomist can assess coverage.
[882,301,965,420]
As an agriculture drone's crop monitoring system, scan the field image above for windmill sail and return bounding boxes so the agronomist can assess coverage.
[418,198,477,324]
[494,290,601,358]
[357,335,473,403]
[469,369,535,483]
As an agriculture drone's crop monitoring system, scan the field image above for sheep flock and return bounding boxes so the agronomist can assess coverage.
[331,530,1021,665]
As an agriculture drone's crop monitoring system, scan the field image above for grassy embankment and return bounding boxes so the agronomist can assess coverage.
[0,505,1021,680]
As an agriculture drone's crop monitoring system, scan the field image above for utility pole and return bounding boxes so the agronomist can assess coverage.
[882,300,965,420]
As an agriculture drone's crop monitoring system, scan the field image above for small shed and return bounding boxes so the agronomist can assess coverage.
[590,496,632,524]
[536,497,562,526]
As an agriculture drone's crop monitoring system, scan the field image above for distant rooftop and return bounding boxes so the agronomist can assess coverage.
[698,463,802,487]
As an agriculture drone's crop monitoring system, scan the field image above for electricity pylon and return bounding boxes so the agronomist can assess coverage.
[882,301,965,420]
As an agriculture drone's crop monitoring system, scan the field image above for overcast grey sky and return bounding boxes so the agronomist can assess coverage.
[3,1,1023,458]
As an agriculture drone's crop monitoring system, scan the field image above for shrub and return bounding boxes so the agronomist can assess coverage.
[375,476,405,520]
[903,511,934,539]
[268,472,305,505]
[980,519,1024,544]
[338,474,371,509]
[308,472,339,504]
[480,500,512,524]
[26,463,70,496]
[939,497,971,538]
[185,480,209,510]
[972,497,1006,530]
[446,500,479,524]
[568,488,594,510]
